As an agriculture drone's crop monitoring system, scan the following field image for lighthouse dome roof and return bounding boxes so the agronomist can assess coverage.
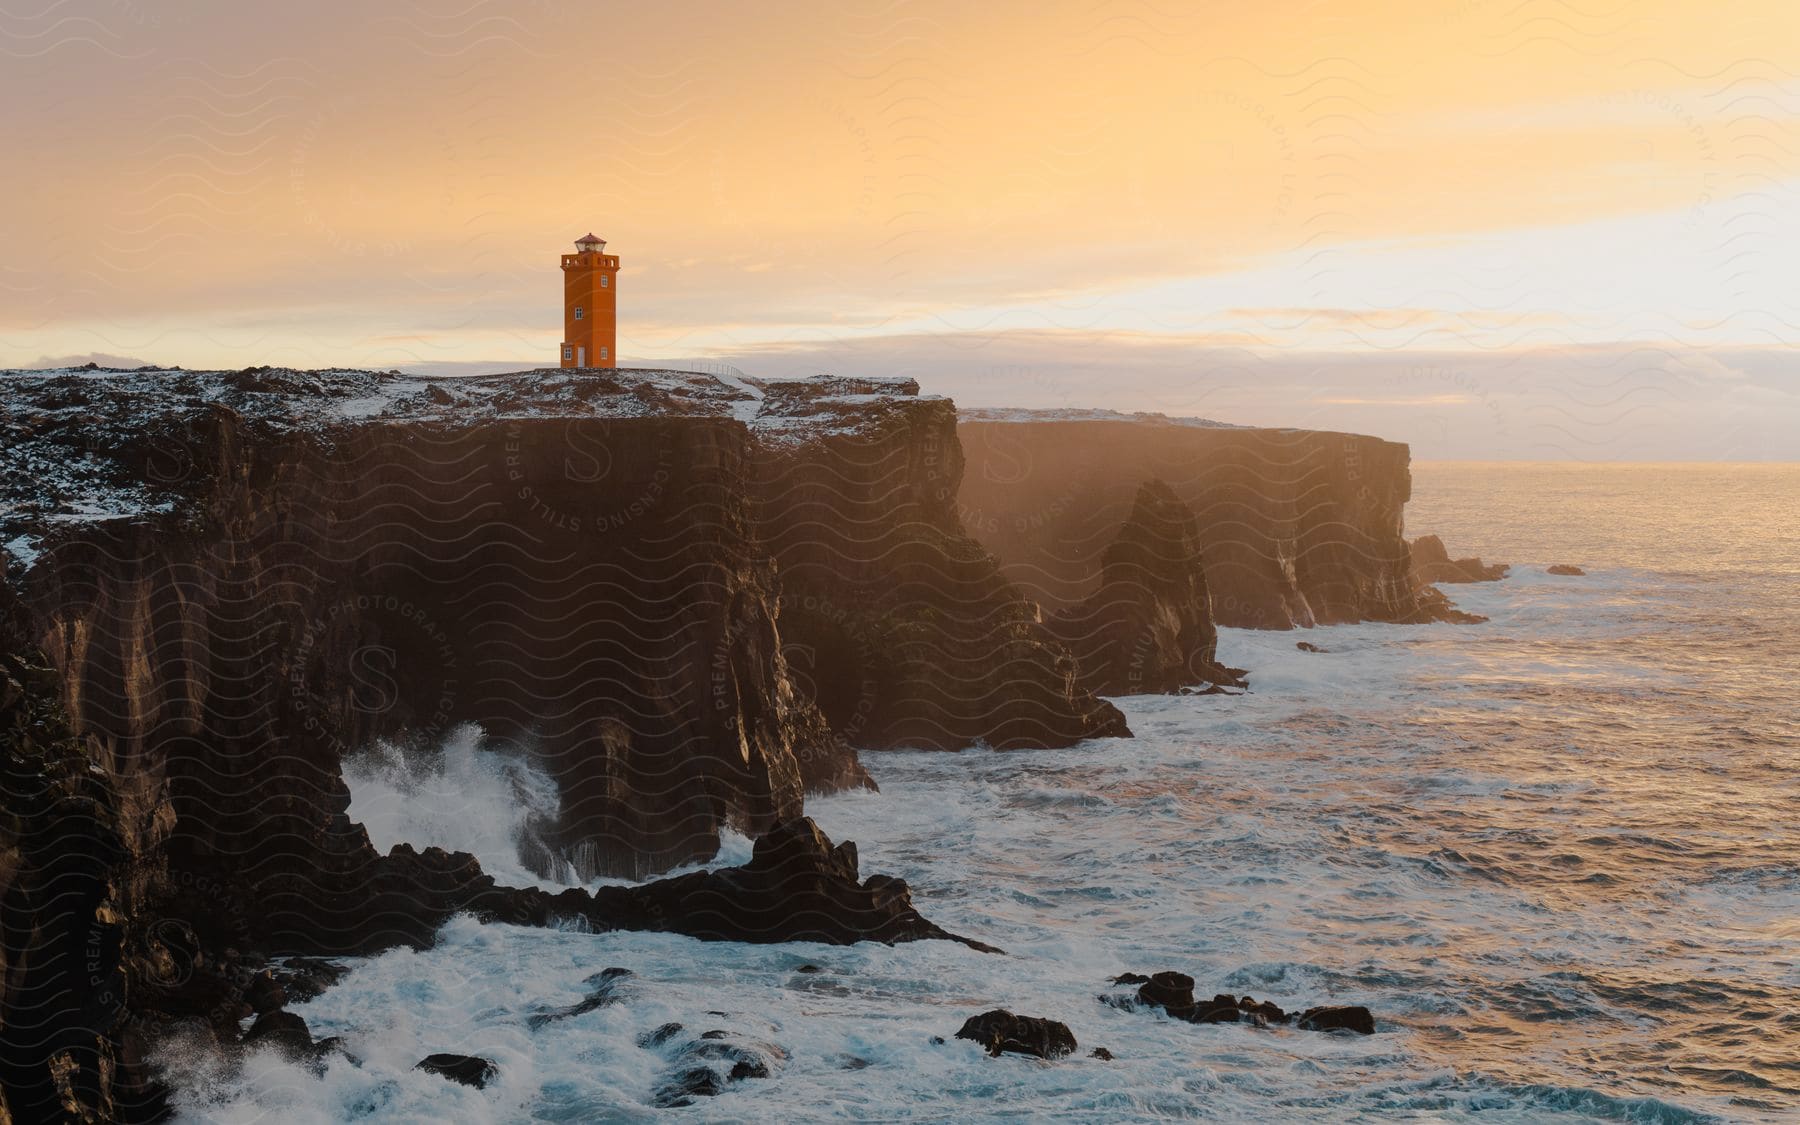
[574,232,605,248]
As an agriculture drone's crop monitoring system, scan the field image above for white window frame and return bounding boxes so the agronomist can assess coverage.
[574,306,584,320]
[562,345,573,360]
[601,275,609,288]
[600,346,609,360]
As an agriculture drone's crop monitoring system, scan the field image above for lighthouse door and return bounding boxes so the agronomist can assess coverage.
[576,346,585,367]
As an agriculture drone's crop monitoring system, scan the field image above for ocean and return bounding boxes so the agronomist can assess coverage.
[160,463,1800,1123]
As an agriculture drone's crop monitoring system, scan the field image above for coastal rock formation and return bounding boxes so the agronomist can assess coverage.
[750,379,1129,750]
[954,1010,1078,1059]
[0,368,1125,910]
[1107,971,1375,1035]
[650,1026,783,1105]
[251,815,990,953]
[1410,534,1509,584]
[1296,1006,1377,1034]
[1,368,1125,881]
[556,816,1000,950]
[1547,564,1586,576]
[1,366,1050,1120]
[414,1054,499,1088]
[1046,479,1245,696]
[957,412,1455,629]
[3,369,840,902]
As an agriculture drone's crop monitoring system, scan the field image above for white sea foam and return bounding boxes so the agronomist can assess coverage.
[343,724,569,888]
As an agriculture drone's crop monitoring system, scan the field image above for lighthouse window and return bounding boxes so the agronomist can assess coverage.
[601,276,609,288]
[574,307,584,320]
[562,345,573,360]
[600,347,609,360]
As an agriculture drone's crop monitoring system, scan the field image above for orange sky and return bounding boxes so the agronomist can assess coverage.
[2,1,1796,456]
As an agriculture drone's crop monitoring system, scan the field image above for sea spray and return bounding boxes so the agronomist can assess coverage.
[343,723,572,888]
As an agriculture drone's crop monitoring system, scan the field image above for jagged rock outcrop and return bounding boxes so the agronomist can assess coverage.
[448,815,999,950]
[957,412,1469,628]
[954,1010,1078,1059]
[750,380,1130,750]
[414,1054,498,1088]
[1409,534,1508,584]
[1046,479,1244,696]
[226,813,994,954]
[1106,971,1375,1035]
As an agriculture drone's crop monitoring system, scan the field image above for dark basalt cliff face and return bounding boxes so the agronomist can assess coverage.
[0,369,1124,884]
[751,382,1128,750]
[0,366,1105,1120]
[1047,479,1244,697]
[9,383,831,895]
[957,413,1445,629]
[1,586,165,1122]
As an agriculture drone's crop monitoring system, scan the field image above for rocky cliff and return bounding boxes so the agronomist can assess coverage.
[1409,533,1509,585]
[1047,479,1245,696]
[2,365,1118,1121]
[750,381,1127,750]
[1,368,1124,882]
[956,411,1444,629]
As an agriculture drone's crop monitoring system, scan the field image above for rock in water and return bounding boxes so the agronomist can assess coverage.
[1115,971,1374,1035]
[639,1022,686,1049]
[1547,564,1586,576]
[1296,641,1327,653]
[269,957,349,1004]
[1297,1006,1377,1035]
[243,971,287,1015]
[954,1010,1079,1060]
[241,1011,314,1058]
[643,1024,782,1106]
[557,817,1003,951]
[1136,971,1198,1018]
[414,1054,499,1088]
[1410,534,1509,585]
[1410,584,1490,625]
[1048,479,1246,696]
[526,967,634,1029]
[654,1068,723,1108]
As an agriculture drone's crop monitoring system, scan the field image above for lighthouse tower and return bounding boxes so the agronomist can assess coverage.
[560,233,618,368]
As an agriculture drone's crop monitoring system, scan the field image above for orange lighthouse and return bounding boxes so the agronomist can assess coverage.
[559,233,619,368]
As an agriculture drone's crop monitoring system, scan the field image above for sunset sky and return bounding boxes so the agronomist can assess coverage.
[3,0,1796,458]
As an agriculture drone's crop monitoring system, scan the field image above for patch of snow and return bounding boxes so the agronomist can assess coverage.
[959,406,1243,428]
[3,534,38,568]
[709,371,766,423]
[339,396,391,418]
